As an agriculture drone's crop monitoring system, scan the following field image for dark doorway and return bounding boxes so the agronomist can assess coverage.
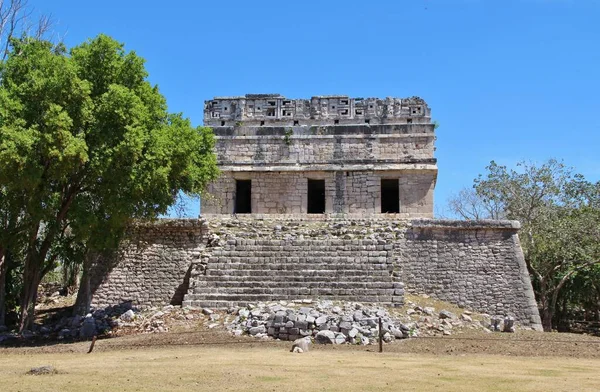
[235,180,252,214]
[307,179,325,214]
[381,179,399,213]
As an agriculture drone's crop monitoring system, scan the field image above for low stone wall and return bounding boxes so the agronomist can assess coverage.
[89,219,206,309]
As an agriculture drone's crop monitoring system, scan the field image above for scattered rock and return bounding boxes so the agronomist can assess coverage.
[503,316,515,333]
[439,310,456,320]
[290,337,311,352]
[120,310,135,322]
[79,318,97,338]
[315,330,336,344]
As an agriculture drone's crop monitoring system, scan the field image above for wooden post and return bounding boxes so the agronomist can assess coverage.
[87,336,97,354]
[378,317,383,353]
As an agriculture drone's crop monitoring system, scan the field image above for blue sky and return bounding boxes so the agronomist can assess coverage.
[30,0,600,217]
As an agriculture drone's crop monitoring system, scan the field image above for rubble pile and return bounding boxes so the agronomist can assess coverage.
[0,295,520,345]
[225,299,504,344]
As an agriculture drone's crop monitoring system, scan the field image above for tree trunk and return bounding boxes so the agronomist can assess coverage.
[0,247,7,326]
[63,262,80,295]
[541,306,553,332]
[73,253,94,316]
[18,254,42,333]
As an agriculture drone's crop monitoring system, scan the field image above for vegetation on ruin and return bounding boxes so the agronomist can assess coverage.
[447,159,600,332]
[0,32,218,331]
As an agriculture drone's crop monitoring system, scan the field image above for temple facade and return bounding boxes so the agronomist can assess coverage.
[201,94,437,217]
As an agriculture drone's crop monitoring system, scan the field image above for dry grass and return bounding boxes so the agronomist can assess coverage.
[2,344,599,392]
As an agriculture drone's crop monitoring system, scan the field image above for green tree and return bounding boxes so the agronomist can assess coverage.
[451,159,600,331]
[0,35,218,331]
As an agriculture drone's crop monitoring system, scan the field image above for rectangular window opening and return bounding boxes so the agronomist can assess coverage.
[340,109,348,115]
[355,109,363,115]
[221,121,225,126]
[365,119,370,124]
[267,100,276,106]
[282,100,291,106]
[340,99,348,105]
[293,120,299,126]
[407,118,412,123]
[266,108,276,117]
[307,179,325,214]
[235,180,252,214]
[334,119,340,124]
[381,179,400,213]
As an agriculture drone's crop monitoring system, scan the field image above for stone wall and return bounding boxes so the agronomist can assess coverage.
[399,220,541,328]
[202,170,435,217]
[89,220,206,309]
[89,217,541,330]
[213,129,435,166]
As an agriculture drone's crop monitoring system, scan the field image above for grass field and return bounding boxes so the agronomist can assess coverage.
[2,344,599,392]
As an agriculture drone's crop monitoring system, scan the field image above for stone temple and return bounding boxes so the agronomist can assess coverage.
[88,94,543,331]
[201,94,436,217]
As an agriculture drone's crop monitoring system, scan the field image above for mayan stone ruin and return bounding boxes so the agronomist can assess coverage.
[202,94,435,216]
[89,94,543,330]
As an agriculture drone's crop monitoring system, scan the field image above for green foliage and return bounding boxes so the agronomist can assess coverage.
[470,159,600,330]
[283,128,293,146]
[0,35,218,328]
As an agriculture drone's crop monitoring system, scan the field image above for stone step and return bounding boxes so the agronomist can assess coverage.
[219,240,389,246]
[197,275,395,284]
[187,287,399,297]
[192,281,403,289]
[203,269,393,278]
[210,250,391,257]
[206,263,392,273]
[181,299,402,309]
[183,293,404,305]
[207,257,391,264]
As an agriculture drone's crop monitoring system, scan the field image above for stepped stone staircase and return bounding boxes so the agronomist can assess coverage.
[182,237,405,308]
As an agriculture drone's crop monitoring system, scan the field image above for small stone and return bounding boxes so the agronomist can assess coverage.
[334,333,346,344]
[503,316,515,333]
[202,308,214,315]
[461,314,473,322]
[249,325,266,336]
[348,328,359,338]
[292,346,304,353]
[423,307,435,316]
[438,310,456,320]
[79,319,97,338]
[120,310,135,322]
[290,337,311,352]
[315,330,336,344]
[315,316,328,326]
